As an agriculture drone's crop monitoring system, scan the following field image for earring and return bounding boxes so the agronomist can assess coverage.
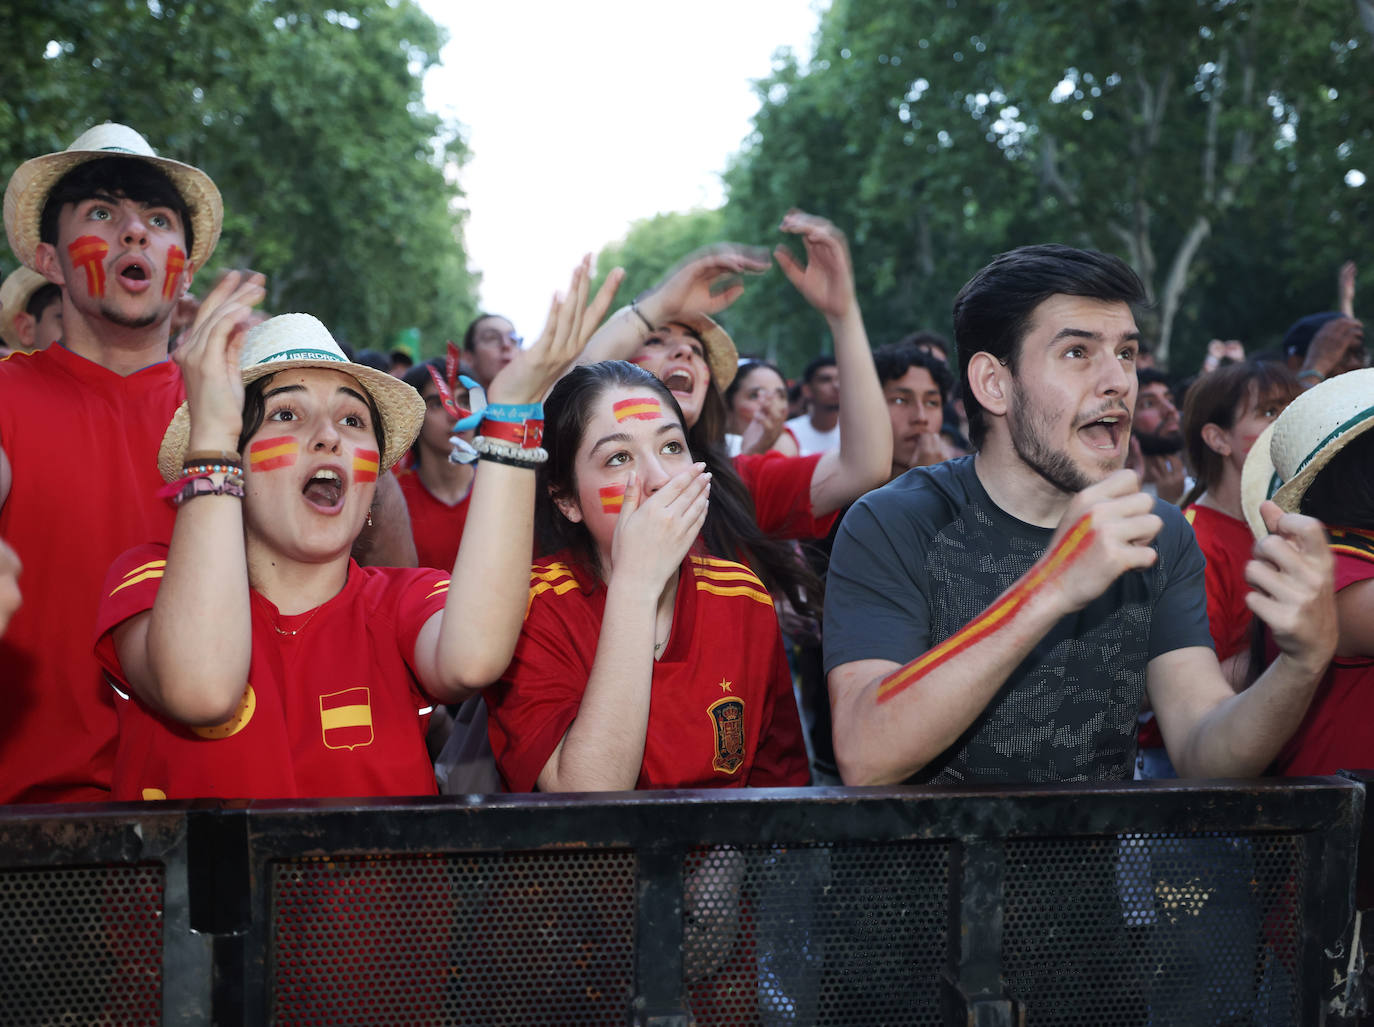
[366,511,374,528]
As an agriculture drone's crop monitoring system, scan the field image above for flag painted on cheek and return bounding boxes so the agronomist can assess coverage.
[613,397,662,422]
[249,437,299,472]
[875,515,1098,704]
[67,236,109,297]
[162,245,186,301]
[353,449,380,483]
[598,483,626,514]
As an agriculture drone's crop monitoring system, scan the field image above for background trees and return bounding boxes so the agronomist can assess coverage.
[2,0,477,354]
[625,0,1372,374]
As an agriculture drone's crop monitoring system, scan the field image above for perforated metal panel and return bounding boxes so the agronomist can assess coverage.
[270,850,637,1026]
[1003,832,1305,1025]
[683,841,950,1026]
[0,863,164,1026]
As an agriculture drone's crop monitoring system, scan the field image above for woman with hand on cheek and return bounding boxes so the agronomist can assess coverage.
[93,260,620,800]
[485,361,810,793]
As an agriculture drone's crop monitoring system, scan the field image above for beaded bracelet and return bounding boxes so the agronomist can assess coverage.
[477,450,540,470]
[181,461,243,476]
[473,436,548,465]
[159,471,246,507]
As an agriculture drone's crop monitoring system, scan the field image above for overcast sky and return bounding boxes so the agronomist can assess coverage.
[417,0,823,337]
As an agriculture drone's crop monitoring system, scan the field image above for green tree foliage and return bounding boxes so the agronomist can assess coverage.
[2,0,478,355]
[594,208,727,313]
[721,0,1372,374]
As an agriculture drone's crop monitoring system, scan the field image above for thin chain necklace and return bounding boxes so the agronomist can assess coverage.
[274,606,322,637]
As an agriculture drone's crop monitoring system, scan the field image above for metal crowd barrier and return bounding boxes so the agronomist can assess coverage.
[0,777,1368,1026]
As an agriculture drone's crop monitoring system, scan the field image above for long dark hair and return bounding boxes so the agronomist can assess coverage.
[539,361,821,617]
[1180,361,1299,507]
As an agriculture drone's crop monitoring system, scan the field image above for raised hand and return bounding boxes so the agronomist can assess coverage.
[487,257,623,406]
[1246,501,1337,675]
[1041,469,1164,613]
[738,397,788,455]
[172,270,267,451]
[773,210,857,322]
[608,464,711,595]
[1339,260,1357,318]
[635,245,771,326]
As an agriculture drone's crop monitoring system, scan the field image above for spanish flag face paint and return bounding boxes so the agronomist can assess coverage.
[67,236,109,298]
[613,396,663,422]
[598,483,626,514]
[162,245,186,301]
[352,449,380,483]
[249,436,299,472]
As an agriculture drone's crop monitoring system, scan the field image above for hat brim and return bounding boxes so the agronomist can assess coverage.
[0,268,52,349]
[157,360,425,482]
[1240,412,1374,538]
[5,148,223,272]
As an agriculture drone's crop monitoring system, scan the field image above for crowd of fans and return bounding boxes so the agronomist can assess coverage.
[0,123,1368,813]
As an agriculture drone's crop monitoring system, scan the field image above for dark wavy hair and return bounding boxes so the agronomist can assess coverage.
[40,157,194,258]
[539,361,821,617]
[1180,361,1299,507]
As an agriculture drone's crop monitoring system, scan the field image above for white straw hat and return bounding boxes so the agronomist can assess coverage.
[1240,367,1374,537]
[157,313,425,482]
[0,267,55,350]
[4,123,223,272]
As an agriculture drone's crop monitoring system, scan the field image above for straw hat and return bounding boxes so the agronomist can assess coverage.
[0,267,55,350]
[675,313,738,391]
[5,123,223,272]
[157,313,425,482]
[1239,367,1374,537]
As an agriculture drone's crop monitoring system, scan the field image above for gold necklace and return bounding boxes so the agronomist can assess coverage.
[273,606,322,636]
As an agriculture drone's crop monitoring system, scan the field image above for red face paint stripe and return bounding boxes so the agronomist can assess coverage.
[353,450,380,483]
[613,397,662,421]
[877,516,1097,704]
[162,245,186,300]
[68,235,109,297]
[248,437,298,471]
[599,484,626,513]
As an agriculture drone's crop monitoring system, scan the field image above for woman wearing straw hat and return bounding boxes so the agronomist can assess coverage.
[92,260,620,800]
[1241,367,1374,775]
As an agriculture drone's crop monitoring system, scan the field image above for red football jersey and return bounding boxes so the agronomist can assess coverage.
[95,543,449,800]
[486,550,810,792]
[733,450,839,540]
[395,467,471,572]
[0,345,182,802]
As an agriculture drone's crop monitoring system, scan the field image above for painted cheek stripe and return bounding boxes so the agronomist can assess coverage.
[248,437,299,471]
[353,449,380,483]
[598,483,626,514]
[613,397,662,421]
[67,236,109,297]
[162,245,186,301]
[876,516,1097,704]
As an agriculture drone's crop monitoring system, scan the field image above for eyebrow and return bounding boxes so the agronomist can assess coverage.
[1051,327,1143,344]
[588,421,681,455]
[264,383,370,405]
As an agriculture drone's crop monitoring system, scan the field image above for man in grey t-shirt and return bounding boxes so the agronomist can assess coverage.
[824,244,1337,786]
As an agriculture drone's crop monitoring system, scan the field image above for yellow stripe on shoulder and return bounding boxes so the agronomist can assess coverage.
[109,568,165,597]
[530,561,576,584]
[696,581,775,607]
[1183,507,1197,525]
[425,578,451,599]
[121,559,167,580]
[693,556,766,587]
[526,577,581,615]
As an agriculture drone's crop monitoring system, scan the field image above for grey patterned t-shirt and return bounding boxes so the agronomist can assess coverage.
[823,456,1211,784]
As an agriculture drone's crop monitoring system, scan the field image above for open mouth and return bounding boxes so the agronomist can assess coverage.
[114,256,151,288]
[661,368,695,394]
[1077,414,1126,451]
[302,468,345,509]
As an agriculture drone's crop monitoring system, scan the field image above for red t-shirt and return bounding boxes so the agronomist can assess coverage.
[395,466,471,572]
[94,542,449,800]
[486,550,810,792]
[0,344,182,802]
[733,450,839,540]
[1184,503,1255,660]
[1272,540,1374,777]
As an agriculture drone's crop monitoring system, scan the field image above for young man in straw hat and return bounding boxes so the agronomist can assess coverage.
[0,266,63,355]
[825,244,1337,787]
[1240,367,1374,776]
[0,123,254,803]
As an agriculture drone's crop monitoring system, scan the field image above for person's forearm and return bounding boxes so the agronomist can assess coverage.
[540,577,657,791]
[578,305,650,365]
[1175,651,1326,777]
[146,497,252,724]
[423,462,537,699]
[810,305,892,514]
[832,572,1072,784]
